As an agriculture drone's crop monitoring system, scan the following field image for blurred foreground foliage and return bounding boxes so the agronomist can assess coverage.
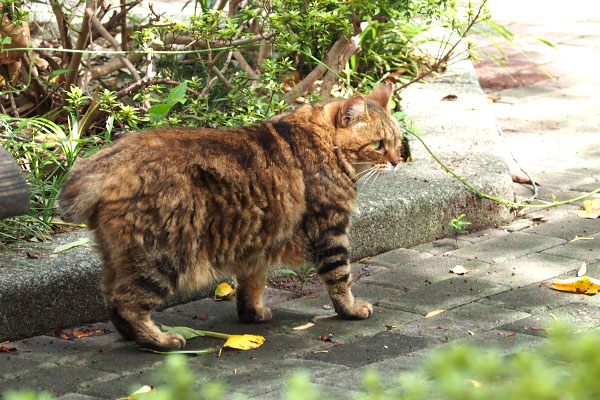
[5,322,600,399]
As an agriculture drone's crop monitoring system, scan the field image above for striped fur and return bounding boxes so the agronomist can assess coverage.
[58,83,407,349]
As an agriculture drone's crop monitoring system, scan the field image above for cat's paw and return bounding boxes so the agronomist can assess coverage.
[339,300,373,320]
[239,306,272,324]
[146,331,186,350]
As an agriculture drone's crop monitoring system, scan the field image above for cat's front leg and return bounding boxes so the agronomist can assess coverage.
[236,268,272,323]
[317,238,373,319]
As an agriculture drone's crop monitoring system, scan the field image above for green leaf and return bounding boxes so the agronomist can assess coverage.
[278,268,299,276]
[155,322,206,340]
[167,81,188,106]
[53,237,90,253]
[143,348,216,355]
[148,104,172,123]
[48,68,72,81]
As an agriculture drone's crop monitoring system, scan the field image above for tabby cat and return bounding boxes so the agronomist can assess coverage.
[59,83,407,350]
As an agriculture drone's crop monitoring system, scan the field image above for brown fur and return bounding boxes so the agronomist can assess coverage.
[59,84,407,350]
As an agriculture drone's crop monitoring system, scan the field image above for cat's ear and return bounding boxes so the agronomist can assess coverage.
[336,96,368,128]
[366,83,393,109]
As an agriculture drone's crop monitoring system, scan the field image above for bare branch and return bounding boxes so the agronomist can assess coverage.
[233,51,258,78]
[85,8,141,81]
[64,0,95,89]
[49,0,72,65]
[284,34,359,104]
[320,35,361,98]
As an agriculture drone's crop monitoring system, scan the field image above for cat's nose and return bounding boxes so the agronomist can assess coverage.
[390,157,404,166]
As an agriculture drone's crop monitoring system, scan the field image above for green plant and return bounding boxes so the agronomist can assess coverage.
[279,263,317,294]
[445,214,471,249]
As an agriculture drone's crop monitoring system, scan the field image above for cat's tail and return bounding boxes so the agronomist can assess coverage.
[58,166,107,225]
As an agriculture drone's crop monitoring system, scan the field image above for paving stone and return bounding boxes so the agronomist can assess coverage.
[212,359,349,398]
[481,281,580,313]
[541,231,600,262]
[303,332,431,367]
[360,256,489,291]
[459,228,510,244]
[288,306,421,344]
[81,364,168,399]
[389,302,529,344]
[362,248,433,268]
[377,277,510,315]
[312,354,425,391]
[0,354,54,382]
[523,213,600,240]
[467,253,580,288]
[497,303,600,337]
[432,329,547,356]
[446,232,566,263]
[12,335,121,365]
[56,394,105,400]
[0,365,119,397]
[412,238,470,256]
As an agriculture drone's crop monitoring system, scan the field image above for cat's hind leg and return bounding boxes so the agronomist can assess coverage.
[101,259,186,350]
[236,268,272,323]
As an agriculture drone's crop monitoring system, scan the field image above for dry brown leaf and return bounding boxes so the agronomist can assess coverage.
[55,328,109,339]
[449,265,467,275]
[552,276,600,295]
[505,332,515,338]
[442,94,458,101]
[424,309,446,318]
[0,343,17,353]
[291,322,315,331]
[311,314,336,322]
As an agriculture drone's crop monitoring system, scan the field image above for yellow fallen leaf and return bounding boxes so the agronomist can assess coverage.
[291,322,315,331]
[424,309,446,318]
[116,385,156,400]
[576,199,600,219]
[577,261,587,277]
[214,282,236,301]
[552,276,600,295]
[466,379,482,388]
[223,334,265,350]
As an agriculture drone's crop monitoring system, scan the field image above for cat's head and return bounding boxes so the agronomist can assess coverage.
[324,83,409,176]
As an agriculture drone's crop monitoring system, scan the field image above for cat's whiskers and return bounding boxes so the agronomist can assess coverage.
[355,168,378,196]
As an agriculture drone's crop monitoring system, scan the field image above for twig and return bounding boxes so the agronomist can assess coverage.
[49,0,72,65]
[115,77,200,99]
[284,34,358,104]
[64,0,95,89]
[85,8,141,82]
[397,1,487,91]
[34,50,61,71]
[233,51,258,78]
[210,65,233,91]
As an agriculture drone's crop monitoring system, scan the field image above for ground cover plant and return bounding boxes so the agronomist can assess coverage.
[0,0,504,245]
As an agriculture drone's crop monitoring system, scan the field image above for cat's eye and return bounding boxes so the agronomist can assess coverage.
[372,140,384,151]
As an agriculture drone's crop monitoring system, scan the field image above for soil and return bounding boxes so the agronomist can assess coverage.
[267,273,323,296]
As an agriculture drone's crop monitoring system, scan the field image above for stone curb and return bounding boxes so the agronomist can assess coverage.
[0,57,513,341]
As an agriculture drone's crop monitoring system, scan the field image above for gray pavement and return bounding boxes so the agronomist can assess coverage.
[2,1,600,398]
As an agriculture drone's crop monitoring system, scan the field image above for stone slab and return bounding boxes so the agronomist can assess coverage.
[378,277,510,315]
[541,231,600,262]
[303,331,431,368]
[446,232,567,263]
[389,302,530,344]
[467,253,581,289]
